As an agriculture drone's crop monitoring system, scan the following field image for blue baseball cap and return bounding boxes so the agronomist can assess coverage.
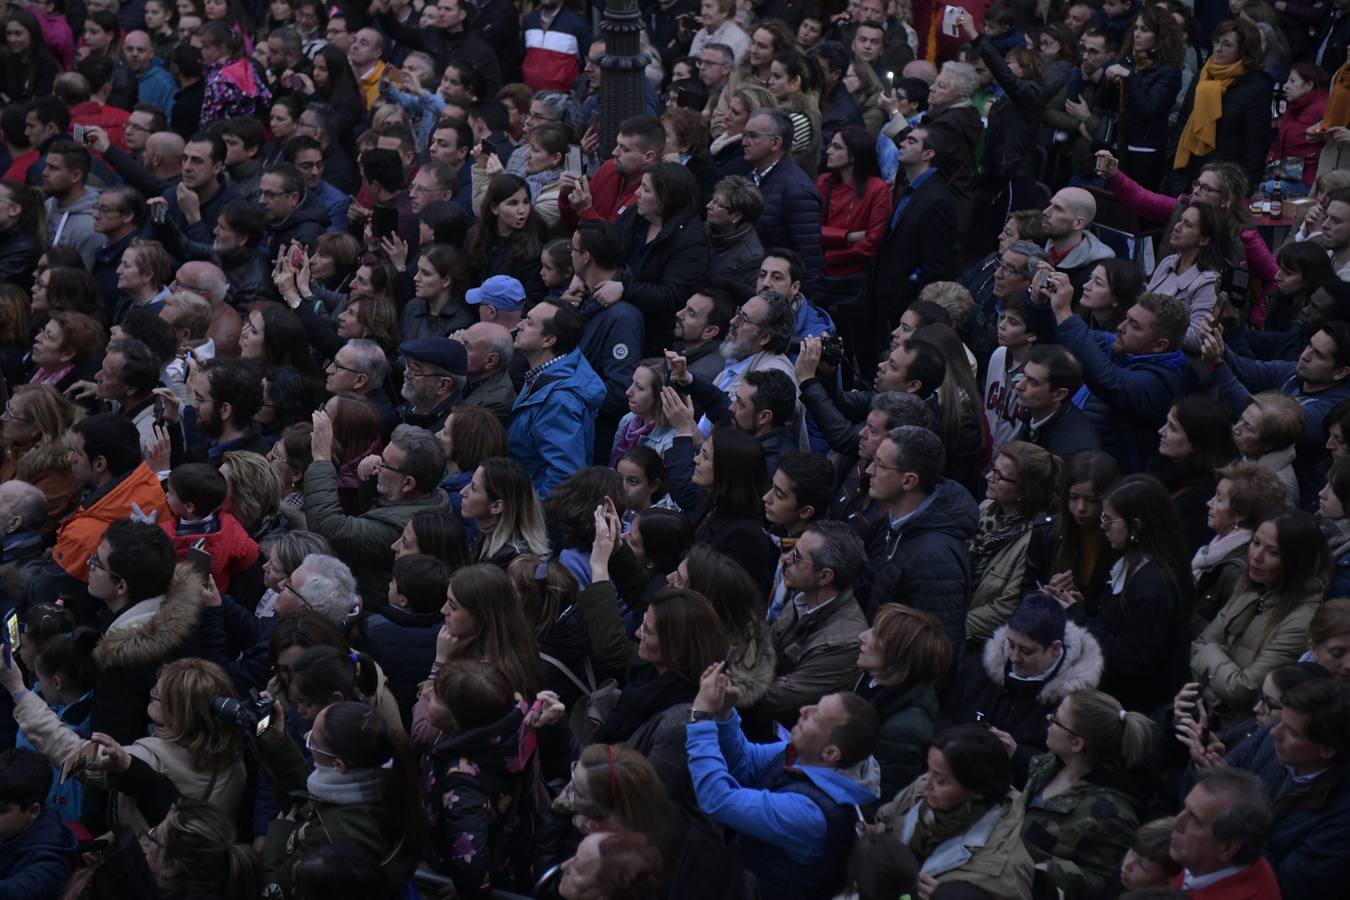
[466,275,527,311]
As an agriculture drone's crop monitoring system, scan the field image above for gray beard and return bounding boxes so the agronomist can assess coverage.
[720,335,754,362]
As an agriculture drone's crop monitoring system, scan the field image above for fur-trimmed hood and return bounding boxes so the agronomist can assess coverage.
[12,436,73,480]
[982,621,1104,706]
[729,619,777,709]
[93,564,204,670]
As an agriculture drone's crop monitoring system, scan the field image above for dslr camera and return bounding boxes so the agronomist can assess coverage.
[211,694,274,737]
[788,333,845,368]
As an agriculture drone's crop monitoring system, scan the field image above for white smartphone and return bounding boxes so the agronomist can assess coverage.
[942,6,961,36]
[566,144,583,174]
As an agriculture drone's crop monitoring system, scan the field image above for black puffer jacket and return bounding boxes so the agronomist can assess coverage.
[856,479,980,644]
[470,227,547,303]
[975,34,1043,181]
[1170,68,1273,189]
[152,222,273,308]
[0,222,39,289]
[362,604,440,724]
[265,188,331,263]
[1097,59,1181,153]
[616,209,710,357]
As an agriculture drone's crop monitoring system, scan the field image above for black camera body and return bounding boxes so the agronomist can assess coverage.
[788,333,846,367]
[211,695,274,735]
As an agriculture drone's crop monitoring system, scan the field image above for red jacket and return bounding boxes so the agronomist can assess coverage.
[159,511,259,594]
[558,158,641,228]
[1267,89,1328,188]
[69,101,131,152]
[1171,859,1282,900]
[816,173,891,277]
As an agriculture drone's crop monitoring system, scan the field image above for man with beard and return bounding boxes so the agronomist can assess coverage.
[396,337,466,431]
[324,339,399,439]
[559,115,664,228]
[305,419,451,605]
[168,357,269,466]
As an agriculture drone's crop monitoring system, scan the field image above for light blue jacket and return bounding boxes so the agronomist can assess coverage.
[507,349,605,498]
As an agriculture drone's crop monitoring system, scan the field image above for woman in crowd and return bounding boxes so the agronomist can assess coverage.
[1037,23,1077,100]
[434,563,542,701]
[1024,451,1121,611]
[1097,5,1185,191]
[1193,462,1287,626]
[1078,258,1143,335]
[466,174,547,304]
[239,305,320,376]
[546,466,625,588]
[256,530,331,618]
[540,239,574,298]
[1020,690,1149,900]
[1264,62,1329,196]
[1301,598,1350,680]
[616,448,678,520]
[709,85,776,176]
[258,370,324,439]
[401,244,475,341]
[1192,509,1327,725]
[472,123,568,230]
[1320,457,1350,597]
[1145,201,1228,351]
[1257,239,1339,346]
[560,742,752,900]
[611,359,676,466]
[677,543,773,707]
[285,646,383,724]
[767,48,822,176]
[0,181,43,291]
[1171,18,1273,188]
[0,9,58,103]
[257,700,423,896]
[816,126,889,351]
[290,44,364,136]
[967,441,1059,643]
[267,95,304,163]
[662,108,716,203]
[324,394,383,513]
[915,323,987,496]
[33,266,104,325]
[459,456,550,568]
[223,447,296,543]
[392,507,471,569]
[0,384,80,536]
[77,12,136,108]
[856,604,952,799]
[1078,476,1194,712]
[506,555,593,706]
[304,232,361,313]
[1152,395,1238,554]
[437,404,508,522]
[1327,399,1350,461]
[705,175,765,295]
[667,424,776,594]
[876,725,1034,898]
[844,60,885,136]
[265,423,313,518]
[614,162,710,353]
[588,582,726,803]
[1231,391,1305,504]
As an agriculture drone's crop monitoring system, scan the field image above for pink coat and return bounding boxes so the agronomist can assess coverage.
[30,6,72,71]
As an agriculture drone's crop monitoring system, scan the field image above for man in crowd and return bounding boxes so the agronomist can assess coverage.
[742,110,823,291]
[324,339,398,438]
[428,118,475,218]
[1043,29,1117,182]
[257,162,330,261]
[305,420,450,605]
[397,337,466,431]
[674,286,737,382]
[521,0,591,92]
[560,115,664,227]
[697,43,735,115]
[163,132,238,245]
[1042,188,1114,294]
[124,31,178,115]
[91,185,145,309]
[220,117,266,203]
[1169,770,1279,898]
[284,135,350,233]
[349,28,390,108]
[42,142,102,269]
[93,337,162,447]
[468,275,527,330]
[1319,188,1350,279]
[856,425,978,640]
[298,103,359,194]
[457,321,516,426]
[508,300,605,496]
[1015,345,1100,459]
[172,261,240,357]
[170,358,269,464]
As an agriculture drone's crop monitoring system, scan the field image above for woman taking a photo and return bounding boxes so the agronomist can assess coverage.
[876,725,1034,898]
[458,456,549,568]
[612,162,710,354]
[816,126,889,355]
[400,244,475,341]
[611,359,675,466]
[1193,462,1287,626]
[1077,475,1194,712]
[856,604,953,798]
[1152,394,1238,554]
[967,442,1059,644]
[1020,689,1150,899]
[1145,201,1229,351]
[466,174,547,303]
[0,384,80,536]
[1192,509,1327,726]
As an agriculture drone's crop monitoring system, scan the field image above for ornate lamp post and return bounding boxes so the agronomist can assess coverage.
[597,0,648,158]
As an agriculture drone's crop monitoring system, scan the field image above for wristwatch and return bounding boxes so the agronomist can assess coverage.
[688,709,717,723]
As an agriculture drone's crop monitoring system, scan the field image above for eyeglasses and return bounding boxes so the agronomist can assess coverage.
[731,305,768,327]
[783,546,814,569]
[0,402,30,423]
[741,129,770,142]
[1099,513,1119,529]
[94,204,125,215]
[305,728,339,760]
[279,576,315,609]
[871,455,904,472]
[87,553,125,582]
[995,260,1023,276]
[377,459,416,477]
[1191,180,1221,198]
[988,468,1019,485]
[258,189,290,200]
[1046,712,1080,737]
[329,360,363,376]
[1257,693,1283,711]
[525,110,559,122]
[124,122,150,133]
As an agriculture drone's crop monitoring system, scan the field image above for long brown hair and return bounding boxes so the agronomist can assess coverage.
[154,659,243,771]
[575,743,681,859]
[647,587,727,682]
[446,564,542,696]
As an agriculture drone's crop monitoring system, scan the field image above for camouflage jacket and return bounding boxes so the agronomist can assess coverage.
[1018,753,1140,900]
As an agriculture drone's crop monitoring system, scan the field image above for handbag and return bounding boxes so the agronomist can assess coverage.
[538,652,622,746]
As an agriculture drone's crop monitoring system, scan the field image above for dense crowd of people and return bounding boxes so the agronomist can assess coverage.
[0,0,1345,897]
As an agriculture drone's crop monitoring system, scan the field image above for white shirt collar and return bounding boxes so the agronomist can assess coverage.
[1181,865,1248,891]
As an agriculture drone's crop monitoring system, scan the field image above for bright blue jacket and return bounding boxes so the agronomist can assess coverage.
[686,711,877,866]
[507,349,606,498]
[136,60,177,117]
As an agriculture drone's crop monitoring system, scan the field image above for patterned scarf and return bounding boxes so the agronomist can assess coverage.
[970,506,1032,583]
[907,797,988,858]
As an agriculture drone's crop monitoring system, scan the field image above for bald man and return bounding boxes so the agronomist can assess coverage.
[348,28,389,108]
[902,59,937,84]
[87,125,184,200]
[1042,187,1114,295]
[458,321,516,427]
[173,261,242,357]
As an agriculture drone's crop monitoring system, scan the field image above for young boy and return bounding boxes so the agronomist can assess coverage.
[1120,816,1182,889]
[763,452,836,621]
[159,462,259,594]
[366,554,450,723]
[0,746,75,898]
[983,292,1036,457]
